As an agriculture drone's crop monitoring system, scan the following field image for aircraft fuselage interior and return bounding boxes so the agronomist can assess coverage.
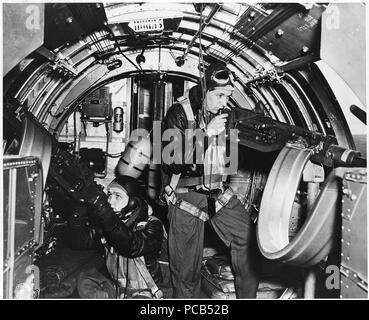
[2,2,367,299]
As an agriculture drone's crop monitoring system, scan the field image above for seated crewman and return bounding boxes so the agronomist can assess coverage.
[77,175,164,299]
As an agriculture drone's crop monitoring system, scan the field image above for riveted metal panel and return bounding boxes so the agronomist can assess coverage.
[340,168,367,298]
[340,270,368,299]
[258,5,324,61]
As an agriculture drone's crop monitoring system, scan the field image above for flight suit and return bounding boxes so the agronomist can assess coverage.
[162,86,259,298]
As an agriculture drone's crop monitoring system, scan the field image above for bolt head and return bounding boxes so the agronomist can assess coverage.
[301,46,309,54]
[276,29,284,38]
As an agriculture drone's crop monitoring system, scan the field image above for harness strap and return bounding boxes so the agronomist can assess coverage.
[177,96,195,124]
[177,199,210,222]
[164,97,234,218]
[215,187,234,212]
[164,182,178,205]
[163,96,191,202]
[133,257,163,299]
[165,188,235,222]
[176,176,204,187]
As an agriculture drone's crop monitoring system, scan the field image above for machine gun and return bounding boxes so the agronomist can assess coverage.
[48,144,98,200]
[227,107,366,168]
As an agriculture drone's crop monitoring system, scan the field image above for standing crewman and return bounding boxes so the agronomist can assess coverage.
[162,62,259,298]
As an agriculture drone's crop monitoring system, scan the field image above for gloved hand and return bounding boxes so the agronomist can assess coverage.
[49,145,104,206]
[206,113,228,137]
[78,180,107,206]
[49,147,135,256]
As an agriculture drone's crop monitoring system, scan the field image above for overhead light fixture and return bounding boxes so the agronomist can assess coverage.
[175,56,185,67]
[136,46,147,65]
[136,54,146,65]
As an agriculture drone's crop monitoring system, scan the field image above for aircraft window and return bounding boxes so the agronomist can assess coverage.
[3,170,10,261]
[14,168,35,254]
[3,166,36,262]
[4,138,20,155]
[3,114,22,155]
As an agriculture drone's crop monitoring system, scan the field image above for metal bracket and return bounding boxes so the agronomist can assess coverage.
[37,46,77,77]
[303,161,324,183]
[247,67,285,85]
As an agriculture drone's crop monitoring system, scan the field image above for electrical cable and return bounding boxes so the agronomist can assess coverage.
[115,255,119,298]
[114,254,129,299]
[197,6,213,193]
[90,32,101,53]
[73,109,77,150]
[123,257,129,299]
[104,25,141,71]
[81,118,87,137]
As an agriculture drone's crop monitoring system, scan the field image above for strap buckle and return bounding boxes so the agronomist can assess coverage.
[164,185,178,205]
[152,288,164,299]
[165,185,174,197]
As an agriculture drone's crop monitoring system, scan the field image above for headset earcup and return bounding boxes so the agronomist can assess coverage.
[125,196,139,213]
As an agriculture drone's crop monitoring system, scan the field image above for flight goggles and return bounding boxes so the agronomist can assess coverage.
[206,67,235,89]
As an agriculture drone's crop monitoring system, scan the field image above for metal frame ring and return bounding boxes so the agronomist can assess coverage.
[257,145,340,267]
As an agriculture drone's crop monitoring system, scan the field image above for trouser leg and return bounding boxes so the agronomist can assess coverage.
[77,267,116,299]
[230,237,259,298]
[167,192,207,298]
[210,196,259,298]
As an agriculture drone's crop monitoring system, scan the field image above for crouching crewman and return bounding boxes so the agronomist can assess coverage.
[77,175,164,299]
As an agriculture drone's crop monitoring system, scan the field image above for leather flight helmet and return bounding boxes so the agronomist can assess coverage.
[109,175,140,214]
[204,63,235,91]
